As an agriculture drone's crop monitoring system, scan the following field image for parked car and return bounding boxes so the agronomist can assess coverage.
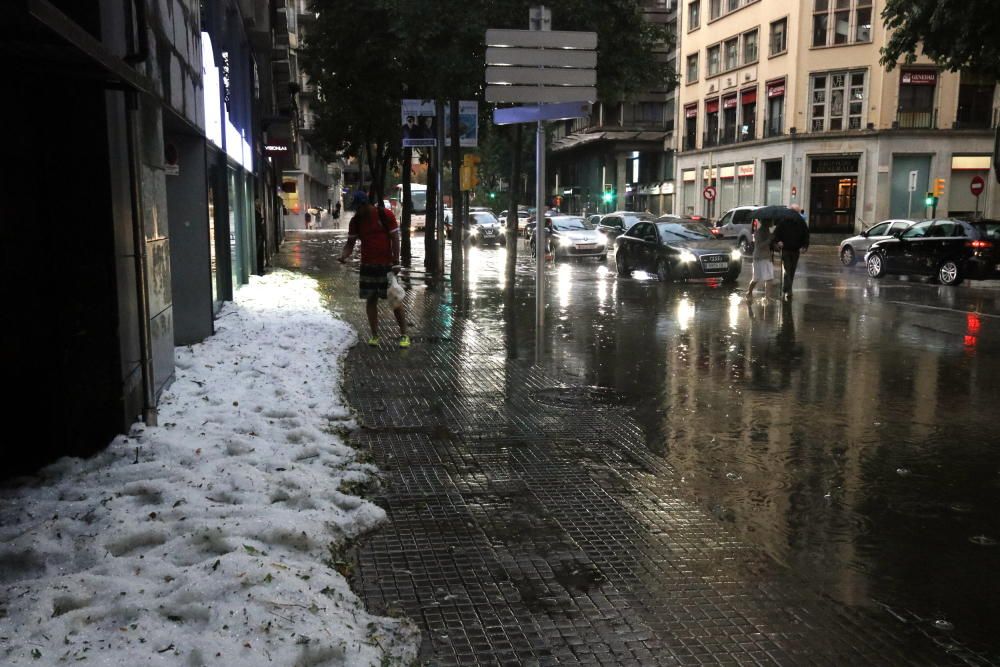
[467,211,504,246]
[615,219,742,282]
[597,212,652,241]
[839,219,916,266]
[714,205,763,251]
[588,214,604,227]
[529,216,608,260]
[865,218,1000,286]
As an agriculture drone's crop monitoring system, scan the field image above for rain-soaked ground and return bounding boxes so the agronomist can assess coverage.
[277,231,1000,665]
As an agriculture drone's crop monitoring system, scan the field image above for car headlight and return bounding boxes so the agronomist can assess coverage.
[559,236,573,247]
[730,248,741,260]
[469,227,479,235]
[679,250,696,263]
[595,236,607,245]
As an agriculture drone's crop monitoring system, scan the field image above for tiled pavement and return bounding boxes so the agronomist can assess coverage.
[281,234,974,666]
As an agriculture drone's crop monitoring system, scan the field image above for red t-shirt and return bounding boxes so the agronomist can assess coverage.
[348,205,399,265]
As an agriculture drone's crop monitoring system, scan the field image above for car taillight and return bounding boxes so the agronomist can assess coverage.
[967,240,994,249]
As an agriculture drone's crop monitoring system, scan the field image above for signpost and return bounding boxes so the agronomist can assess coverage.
[971,175,986,219]
[907,169,918,217]
[485,7,597,348]
[703,185,717,201]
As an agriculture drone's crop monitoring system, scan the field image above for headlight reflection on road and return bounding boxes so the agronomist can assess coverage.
[557,262,572,309]
[728,293,743,330]
[677,297,695,331]
[596,265,609,307]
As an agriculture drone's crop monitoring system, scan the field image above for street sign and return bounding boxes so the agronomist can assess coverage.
[494,101,590,125]
[703,186,717,201]
[486,85,597,104]
[485,47,597,69]
[485,29,596,49]
[485,66,596,87]
[908,170,918,193]
[971,175,985,197]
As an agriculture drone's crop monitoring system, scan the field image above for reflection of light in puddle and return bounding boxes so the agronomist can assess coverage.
[677,297,695,331]
[557,262,572,308]
[727,293,742,329]
[633,270,655,281]
[596,265,609,306]
[466,246,481,292]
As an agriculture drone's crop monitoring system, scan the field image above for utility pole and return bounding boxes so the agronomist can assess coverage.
[435,99,446,278]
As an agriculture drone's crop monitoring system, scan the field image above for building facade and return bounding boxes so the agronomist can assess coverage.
[674,0,999,231]
[549,0,678,217]
[2,0,289,477]
[274,0,342,230]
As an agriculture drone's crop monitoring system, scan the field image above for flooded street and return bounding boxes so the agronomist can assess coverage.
[282,231,1000,664]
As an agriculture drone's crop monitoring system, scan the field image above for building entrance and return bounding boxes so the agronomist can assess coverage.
[809,156,858,232]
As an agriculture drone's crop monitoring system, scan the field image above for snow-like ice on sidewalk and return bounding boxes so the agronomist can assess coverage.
[0,270,417,666]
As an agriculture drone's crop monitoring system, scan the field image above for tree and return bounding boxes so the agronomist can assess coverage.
[880,0,1000,77]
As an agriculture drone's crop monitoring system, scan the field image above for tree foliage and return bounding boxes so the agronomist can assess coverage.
[880,0,1000,77]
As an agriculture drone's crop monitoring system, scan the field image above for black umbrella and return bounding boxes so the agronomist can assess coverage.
[752,205,801,224]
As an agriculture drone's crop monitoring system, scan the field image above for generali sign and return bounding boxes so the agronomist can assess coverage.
[901,70,937,86]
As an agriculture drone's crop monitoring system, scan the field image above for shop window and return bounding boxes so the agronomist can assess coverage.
[897,70,937,129]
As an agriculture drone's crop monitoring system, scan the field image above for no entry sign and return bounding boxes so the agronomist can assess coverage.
[971,175,985,197]
[703,185,717,201]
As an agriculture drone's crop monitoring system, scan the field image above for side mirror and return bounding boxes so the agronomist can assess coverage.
[893,231,904,239]
[860,230,869,238]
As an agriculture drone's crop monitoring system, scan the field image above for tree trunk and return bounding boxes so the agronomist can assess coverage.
[505,124,523,280]
[449,99,463,281]
[425,150,437,275]
[401,147,412,266]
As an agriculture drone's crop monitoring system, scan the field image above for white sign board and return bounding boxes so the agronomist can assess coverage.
[486,86,597,104]
[908,169,919,193]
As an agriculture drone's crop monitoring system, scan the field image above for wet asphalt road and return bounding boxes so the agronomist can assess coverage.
[278,232,1000,665]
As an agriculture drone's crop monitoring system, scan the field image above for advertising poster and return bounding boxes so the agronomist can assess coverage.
[401,99,437,148]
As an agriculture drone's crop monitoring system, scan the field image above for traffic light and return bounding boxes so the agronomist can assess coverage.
[602,184,614,204]
[489,192,496,200]
[934,178,946,198]
[925,192,936,207]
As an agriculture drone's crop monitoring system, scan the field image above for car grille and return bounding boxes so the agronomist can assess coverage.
[699,254,729,272]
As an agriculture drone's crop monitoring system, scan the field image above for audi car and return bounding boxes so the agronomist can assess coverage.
[615,219,742,282]
[865,218,1000,286]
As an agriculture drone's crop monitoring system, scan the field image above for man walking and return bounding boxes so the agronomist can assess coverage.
[339,191,410,348]
[772,204,810,300]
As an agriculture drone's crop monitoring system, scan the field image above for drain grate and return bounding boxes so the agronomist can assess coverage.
[531,386,628,409]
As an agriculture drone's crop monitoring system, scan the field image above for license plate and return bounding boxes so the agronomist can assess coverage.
[704,261,728,270]
[483,230,495,236]
[576,244,596,249]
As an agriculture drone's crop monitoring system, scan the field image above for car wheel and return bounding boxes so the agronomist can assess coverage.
[656,258,671,282]
[723,264,741,283]
[866,252,885,279]
[840,245,857,266]
[739,237,752,254]
[938,260,964,286]
[615,252,629,276]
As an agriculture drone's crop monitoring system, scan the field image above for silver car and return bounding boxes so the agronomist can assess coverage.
[839,219,916,266]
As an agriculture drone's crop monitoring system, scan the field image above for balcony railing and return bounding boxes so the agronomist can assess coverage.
[763,121,783,138]
[894,109,937,129]
[740,124,756,142]
[719,126,738,145]
[682,135,698,151]
[703,131,719,148]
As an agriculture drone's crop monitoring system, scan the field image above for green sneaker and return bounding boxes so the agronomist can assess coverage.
[367,336,379,347]
[398,335,411,349]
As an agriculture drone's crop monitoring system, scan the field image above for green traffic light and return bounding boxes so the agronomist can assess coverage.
[489,192,496,199]
[602,192,613,203]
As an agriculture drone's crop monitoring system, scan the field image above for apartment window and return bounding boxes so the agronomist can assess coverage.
[684,105,698,149]
[705,98,720,146]
[689,0,700,29]
[814,0,872,47]
[707,45,721,76]
[741,87,757,140]
[811,70,866,131]
[724,38,739,71]
[727,0,738,11]
[770,18,787,56]
[687,53,700,82]
[957,72,995,129]
[766,79,785,136]
[897,70,937,129]
[743,29,758,64]
[709,0,721,20]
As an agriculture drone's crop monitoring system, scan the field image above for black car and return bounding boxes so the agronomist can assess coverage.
[615,219,742,282]
[865,218,1000,286]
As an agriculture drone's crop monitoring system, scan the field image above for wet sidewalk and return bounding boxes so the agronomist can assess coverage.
[277,232,986,666]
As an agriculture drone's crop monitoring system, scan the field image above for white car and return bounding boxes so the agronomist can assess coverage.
[839,219,916,266]
[529,215,608,260]
[715,205,763,252]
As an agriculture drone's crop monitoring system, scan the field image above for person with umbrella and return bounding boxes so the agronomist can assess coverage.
[754,204,809,300]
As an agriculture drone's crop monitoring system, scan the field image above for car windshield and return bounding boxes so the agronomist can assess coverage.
[552,218,592,231]
[657,222,713,241]
[471,213,497,225]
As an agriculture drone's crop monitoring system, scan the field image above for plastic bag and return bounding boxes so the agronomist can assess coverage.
[386,271,405,308]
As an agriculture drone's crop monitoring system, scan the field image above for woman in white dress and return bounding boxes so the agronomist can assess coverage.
[746,219,774,300]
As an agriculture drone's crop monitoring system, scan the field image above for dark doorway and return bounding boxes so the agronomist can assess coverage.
[0,72,123,477]
[809,176,857,232]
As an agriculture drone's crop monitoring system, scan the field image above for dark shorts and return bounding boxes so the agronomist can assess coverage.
[359,263,391,299]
